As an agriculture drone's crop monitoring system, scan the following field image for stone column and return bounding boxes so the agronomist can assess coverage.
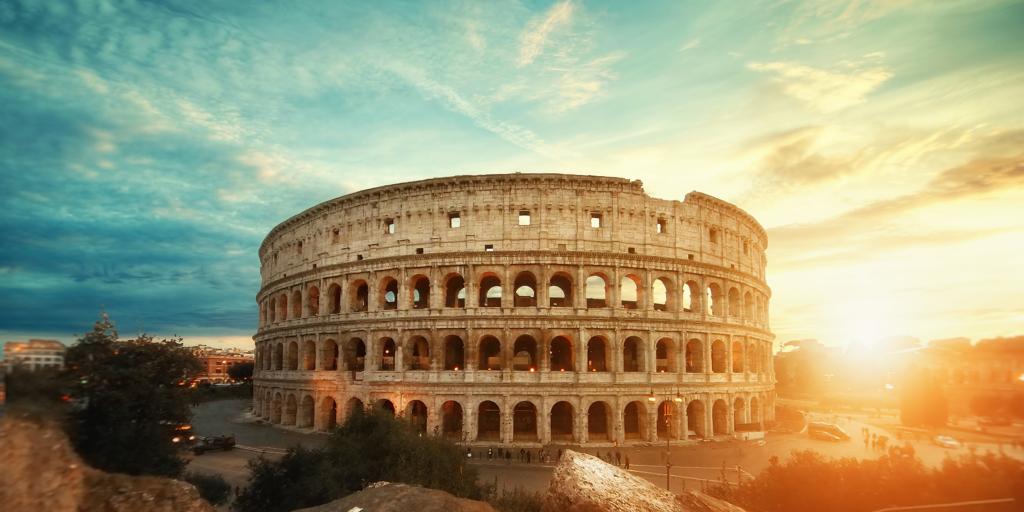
[646,404,658,443]
[575,265,587,310]
[538,264,549,309]
[539,330,550,372]
[613,397,625,444]
[500,397,512,444]
[539,400,552,444]
[727,397,735,434]
[315,334,322,371]
[704,335,713,376]
[610,267,620,308]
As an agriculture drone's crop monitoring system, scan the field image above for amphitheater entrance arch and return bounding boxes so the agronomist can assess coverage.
[550,336,574,371]
[548,273,573,307]
[734,397,746,427]
[620,275,641,309]
[587,401,611,441]
[380,277,398,310]
[441,401,463,440]
[732,341,744,372]
[623,337,644,372]
[375,399,396,416]
[444,274,466,308]
[319,397,337,431]
[444,335,465,370]
[685,339,703,373]
[346,397,365,417]
[587,337,608,372]
[656,338,675,373]
[711,340,726,373]
[321,338,338,371]
[657,400,678,440]
[513,401,538,442]
[550,401,575,441]
[306,286,319,317]
[271,393,282,424]
[712,399,728,435]
[410,275,430,309]
[687,400,706,438]
[407,336,430,370]
[283,394,297,425]
[513,335,537,371]
[478,336,502,370]
[513,271,537,307]
[479,275,502,307]
[350,280,368,312]
[302,339,316,370]
[407,400,428,434]
[298,395,314,428]
[477,401,501,441]
[345,338,366,371]
[623,401,646,440]
[379,338,396,371]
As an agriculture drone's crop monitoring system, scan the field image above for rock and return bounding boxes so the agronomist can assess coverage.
[0,415,214,512]
[541,450,745,512]
[292,482,497,512]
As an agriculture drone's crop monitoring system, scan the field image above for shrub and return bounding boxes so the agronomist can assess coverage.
[184,471,232,506]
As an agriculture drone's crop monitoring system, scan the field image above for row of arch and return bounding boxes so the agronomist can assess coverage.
[256,333,771,376]
[253,389,770,443]
[259,269,768,325]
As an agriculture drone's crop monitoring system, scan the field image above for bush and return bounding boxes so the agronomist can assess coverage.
[709,448,1024,512]
[184,472,232,506]
[486,486,544,512]
[233,408,483,512]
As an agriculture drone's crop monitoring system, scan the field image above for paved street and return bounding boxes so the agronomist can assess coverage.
[189,399,1024,494]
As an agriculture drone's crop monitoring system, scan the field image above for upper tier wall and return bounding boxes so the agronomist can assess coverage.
[259,173,768,286]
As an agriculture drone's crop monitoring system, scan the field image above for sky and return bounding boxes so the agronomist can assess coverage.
[1,0,1022,354]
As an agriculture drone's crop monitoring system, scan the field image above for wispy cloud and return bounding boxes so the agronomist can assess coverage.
[517,0,575,67]
[748,57,892,113]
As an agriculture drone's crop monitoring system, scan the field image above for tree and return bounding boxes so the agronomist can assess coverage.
[228,361,254,381]
[63,314,202,477]
[233,408,482,512]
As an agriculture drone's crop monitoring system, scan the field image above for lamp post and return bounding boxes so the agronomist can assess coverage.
[664,401,672,491]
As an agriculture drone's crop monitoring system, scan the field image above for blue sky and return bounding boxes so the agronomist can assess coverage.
[1,0,1022,351]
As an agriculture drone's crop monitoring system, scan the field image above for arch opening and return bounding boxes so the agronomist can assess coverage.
[550,336,574,372]
[549,273,573,307]
[477,401,500,441]
[550,401,575,441]
[624,401,646,440]
[444,336,465,370]
[513,401,538,442]
[379,338,396,371]
[513,335,537,371]
[513,272,537,307]
[444,274,466,308]
[441,401,463,440]
[623,337,644,372]
[587,401,611,440]
[585,274,607,308]
[587,337,608,372]
[479,275,502,307]
[478,336,502,370]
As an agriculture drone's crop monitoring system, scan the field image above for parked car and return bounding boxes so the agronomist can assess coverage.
[807,422,850,441]
[933,435,961,449]
[192,434,236,455]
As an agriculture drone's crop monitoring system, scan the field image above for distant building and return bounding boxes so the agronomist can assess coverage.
[2,339,66,373]
[917,336,1024,417]
[189,345,254,383]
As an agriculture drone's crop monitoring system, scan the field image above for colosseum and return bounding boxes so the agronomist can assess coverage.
[252,173,775,446]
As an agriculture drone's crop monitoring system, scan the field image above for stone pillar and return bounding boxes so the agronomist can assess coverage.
[466,264,477,310]
[610,267,620,308]
[429,266,442,310]
[575,265,587,311]
[314,334,322,371]
[578,403,588,444]
[727,397,735,434]
[501,398,512,444]
[539,330,550,372]
[704,336,713,375]
[613,397,625,444]
[538,264,549,309]
[646,404,658,442]
[540,400,552,444]
[501,265,512,309]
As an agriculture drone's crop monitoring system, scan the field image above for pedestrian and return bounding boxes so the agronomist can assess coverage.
[526,450,532,464]
[506,450,511,464]
[625,454,630,470]
[558,448,563,460]
[616,451,622,466]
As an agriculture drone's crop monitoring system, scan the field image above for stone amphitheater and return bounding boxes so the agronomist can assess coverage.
[252,173,775,446]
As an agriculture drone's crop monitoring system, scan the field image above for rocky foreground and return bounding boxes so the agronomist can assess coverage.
[0,414,745,512]
[0,416,213,512]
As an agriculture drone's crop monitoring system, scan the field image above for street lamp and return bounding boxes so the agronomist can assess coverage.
[663,400,673,491]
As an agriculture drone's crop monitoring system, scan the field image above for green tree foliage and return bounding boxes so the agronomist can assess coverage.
[899,368,948,427]
[710,448,1024,512]
[233,408,484,512]
[184,472,232,506]
[63,314,202,477]
[228,361,254,381]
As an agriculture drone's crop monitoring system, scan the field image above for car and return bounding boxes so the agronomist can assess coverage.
[933,435,961,449]
[807,422,850,441]
[809,430,843,442]
[192,434,236,455]
[169,423,196,445]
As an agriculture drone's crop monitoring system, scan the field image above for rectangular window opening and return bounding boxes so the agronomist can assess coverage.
[449,212,461,228]
[518,210,531,226]
[385,219,396,234]
[709,227,719,243]
[415,248,424,254]
[356,254,363,261]
[484,244,494,252]
[590,212,602,228]
[627,247,636,254]
[657,218,667,234]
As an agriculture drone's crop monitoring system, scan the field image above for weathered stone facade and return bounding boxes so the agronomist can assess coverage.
[253,173,775,446]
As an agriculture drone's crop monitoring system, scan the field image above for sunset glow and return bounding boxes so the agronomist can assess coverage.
[0,1,1021,350]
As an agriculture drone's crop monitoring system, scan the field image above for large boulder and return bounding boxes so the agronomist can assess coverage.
[542,450,745,512]
[292,481,497,512]
[0,414,214,512]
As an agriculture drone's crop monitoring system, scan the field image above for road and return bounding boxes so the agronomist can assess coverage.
[188,399,1024,494]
